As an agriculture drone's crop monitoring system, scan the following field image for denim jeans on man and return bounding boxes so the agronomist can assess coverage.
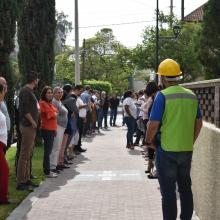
[110,108,117,126]
[124,116,135,145]
[41,129,56,175]
[102,109,108,128]
[156,146,193,220]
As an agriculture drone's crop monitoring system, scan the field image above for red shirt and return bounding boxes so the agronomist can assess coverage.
[39,100,57,131]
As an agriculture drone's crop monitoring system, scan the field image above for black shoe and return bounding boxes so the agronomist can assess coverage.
[26,180,39,188]
[147,174,157,179]
[51,169,60,174]
[30,175,38,179]
[61,164,70,169]
[64,161,73,165]
[78,148,87,152]
[16,183,34,191]
[74,151,81,155]
[0,200,16,205]
[56,165,64,171]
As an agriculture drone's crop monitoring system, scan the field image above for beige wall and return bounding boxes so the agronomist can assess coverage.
[192,122,220,220]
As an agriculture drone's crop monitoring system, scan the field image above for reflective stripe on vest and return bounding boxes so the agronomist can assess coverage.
[160,86,198,152]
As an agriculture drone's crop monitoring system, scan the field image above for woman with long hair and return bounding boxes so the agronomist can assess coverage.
[39,86,58,178]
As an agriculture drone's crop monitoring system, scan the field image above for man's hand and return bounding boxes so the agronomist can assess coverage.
[146,120,160,147]
[31,121,37,129]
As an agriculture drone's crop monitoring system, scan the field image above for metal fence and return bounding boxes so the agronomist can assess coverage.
[182,79,220,128]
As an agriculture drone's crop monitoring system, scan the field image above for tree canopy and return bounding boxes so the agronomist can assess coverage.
[18,0,56,93]
[199,0,220,79]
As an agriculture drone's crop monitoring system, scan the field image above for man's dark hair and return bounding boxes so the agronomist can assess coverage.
[0,84,4,93]
[84,85,91,91]
[63,84,73,94]
[123,90,133,99]
[74,84,83,90]
[41,86,52,102]
[145,82,158,97]
[138,90,144,96]
[26,71,39,84]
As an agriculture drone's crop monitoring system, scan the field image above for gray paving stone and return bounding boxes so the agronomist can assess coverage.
[7,117,199,220]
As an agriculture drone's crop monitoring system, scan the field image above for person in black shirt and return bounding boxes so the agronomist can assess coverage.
[109,93,120,126]
[102,92,109,129]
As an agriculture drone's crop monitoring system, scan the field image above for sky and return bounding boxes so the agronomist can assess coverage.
[56,0,208,48]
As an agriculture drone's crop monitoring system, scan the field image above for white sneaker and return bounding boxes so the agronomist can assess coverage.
[45,172,58,178]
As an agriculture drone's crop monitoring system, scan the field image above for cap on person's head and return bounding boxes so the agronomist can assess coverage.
[157,59,182,81]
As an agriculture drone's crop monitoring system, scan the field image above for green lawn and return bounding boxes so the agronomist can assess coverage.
[0,145,44,220]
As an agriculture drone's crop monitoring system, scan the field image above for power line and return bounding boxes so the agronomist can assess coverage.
[74,20,155,29]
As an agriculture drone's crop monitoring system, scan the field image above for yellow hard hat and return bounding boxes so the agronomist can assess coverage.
[157,59,182,77]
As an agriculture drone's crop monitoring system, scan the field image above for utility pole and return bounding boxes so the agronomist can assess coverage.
[181,0,185,21]
[155,0,159,84]
[82,39,85,85]
[170,0,174,27]
[75,0,80,85]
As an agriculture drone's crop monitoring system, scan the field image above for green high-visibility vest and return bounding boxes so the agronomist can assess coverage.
[160,85,198,152]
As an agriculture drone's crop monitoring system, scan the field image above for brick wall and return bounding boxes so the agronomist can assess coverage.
[183,79,220,220]
[183,79,220,127]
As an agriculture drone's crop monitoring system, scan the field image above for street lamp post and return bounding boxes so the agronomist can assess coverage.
[155,0,181,84]
[75,0,80,85]
[155,0,159,83]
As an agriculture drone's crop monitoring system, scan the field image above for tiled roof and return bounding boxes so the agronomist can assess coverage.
[184,4,206,22]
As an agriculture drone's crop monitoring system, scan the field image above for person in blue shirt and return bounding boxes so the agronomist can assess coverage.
[80,85,91,136]
[146,59,203,220]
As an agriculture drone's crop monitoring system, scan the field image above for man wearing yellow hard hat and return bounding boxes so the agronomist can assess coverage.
[146,58,203,220]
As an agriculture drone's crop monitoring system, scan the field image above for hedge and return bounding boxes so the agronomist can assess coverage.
[83,80,112,94]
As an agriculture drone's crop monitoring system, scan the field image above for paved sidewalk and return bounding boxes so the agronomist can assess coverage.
[7,118,199,220]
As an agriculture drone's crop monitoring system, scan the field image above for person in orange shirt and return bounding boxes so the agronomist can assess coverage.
[39,86,58,178]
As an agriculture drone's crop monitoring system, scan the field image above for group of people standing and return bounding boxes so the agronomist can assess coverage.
[122,81,158,178]
[0,71,120,204]
[123,59,203,220]
[0,58,203,220]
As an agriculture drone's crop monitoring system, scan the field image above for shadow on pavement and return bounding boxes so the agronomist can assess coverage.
[128,148,142,155]
[15,153,89,220]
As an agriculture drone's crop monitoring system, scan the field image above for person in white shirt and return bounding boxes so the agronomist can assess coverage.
[123,90,137,149]
[74,85,87,152]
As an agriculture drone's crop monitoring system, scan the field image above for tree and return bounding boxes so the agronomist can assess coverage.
[55,11,73,54]
[55,46,75,85]
[0,0,18,147]
[132,14,203,82]
[81,29,133,93]
[18,0,56,93]
[199,0,220,79]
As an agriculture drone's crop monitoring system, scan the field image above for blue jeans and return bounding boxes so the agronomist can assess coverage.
[124,117,135,145]
[156,146,193,220]
[97,109,103,128]
[103,109,108,127]
[110,109,118,126]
